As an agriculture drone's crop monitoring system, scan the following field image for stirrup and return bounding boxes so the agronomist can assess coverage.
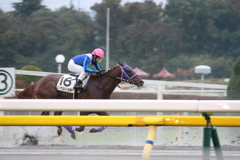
[76,79,82,84]
[74,84,83,90]
[74,85,84,90]
[74,80,83,90]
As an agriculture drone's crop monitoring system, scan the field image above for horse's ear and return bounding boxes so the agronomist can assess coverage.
[118,61,126,66]
[118,61,123,66]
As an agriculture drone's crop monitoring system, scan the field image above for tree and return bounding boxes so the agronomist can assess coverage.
[227,57,240,99]
[30,9,95,73]
[13,0,46,17]
[1,0,240,79]
[164,0,240,60]
[0,5,95,73]
[164,0,214,55]
[0,12,32,69]
[91,0,180,74]
[207,0,240,59]
[91,0,123,51]
[116,19,180,74]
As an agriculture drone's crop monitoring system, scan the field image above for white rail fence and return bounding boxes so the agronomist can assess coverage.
[15,70,228,99]
[1,99,239,113]
[1,99,240,147]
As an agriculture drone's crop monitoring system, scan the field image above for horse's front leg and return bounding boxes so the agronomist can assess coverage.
[89,112,109,133]
[54,111,76,140]
[53,111,65,137]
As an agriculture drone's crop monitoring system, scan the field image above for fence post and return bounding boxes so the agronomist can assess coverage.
[211,127,224,160]
[157,82,163,100]
[142,125,156,160]
[202,127,212,160]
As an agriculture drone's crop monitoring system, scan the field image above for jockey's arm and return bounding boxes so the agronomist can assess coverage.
[93,63,103,71]
[82,57,96,73]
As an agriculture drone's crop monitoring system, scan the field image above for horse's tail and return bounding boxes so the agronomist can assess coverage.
[4,82,37,99]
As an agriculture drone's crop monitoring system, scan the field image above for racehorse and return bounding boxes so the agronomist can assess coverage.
[13,62,144,139]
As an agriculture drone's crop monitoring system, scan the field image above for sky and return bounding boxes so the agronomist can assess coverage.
[0,0,167,12]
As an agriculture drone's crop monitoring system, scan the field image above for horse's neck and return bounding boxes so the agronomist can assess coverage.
[101,67,122,95]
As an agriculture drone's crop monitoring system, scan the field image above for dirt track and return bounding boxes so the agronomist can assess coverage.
[0,145,239,160]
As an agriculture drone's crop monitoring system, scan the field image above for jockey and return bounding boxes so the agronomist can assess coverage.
[68,48,104,90]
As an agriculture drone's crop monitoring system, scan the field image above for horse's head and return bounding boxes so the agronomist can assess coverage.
[118,62,144,87]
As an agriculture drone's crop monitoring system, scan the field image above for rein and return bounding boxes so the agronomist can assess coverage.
[97,76,108,99]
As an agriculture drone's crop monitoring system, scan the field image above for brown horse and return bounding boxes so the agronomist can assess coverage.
[14,62,144,139]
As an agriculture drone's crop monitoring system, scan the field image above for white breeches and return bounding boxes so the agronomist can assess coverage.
[68,59,89,81]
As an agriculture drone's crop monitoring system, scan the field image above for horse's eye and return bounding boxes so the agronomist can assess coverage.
[128,70,133,75]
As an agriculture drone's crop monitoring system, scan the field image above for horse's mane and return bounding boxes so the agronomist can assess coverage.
[103,64,120,74]
[102,61,127,74]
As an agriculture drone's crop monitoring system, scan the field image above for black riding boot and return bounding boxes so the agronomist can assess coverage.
[74,79,83,90]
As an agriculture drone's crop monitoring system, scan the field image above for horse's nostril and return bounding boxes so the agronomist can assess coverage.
[138,80,144,86]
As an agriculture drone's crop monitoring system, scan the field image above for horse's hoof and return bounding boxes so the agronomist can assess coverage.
[71,131,76,140]
[89,128,98,133]
[75,127,84,132]
[57,128,62,136]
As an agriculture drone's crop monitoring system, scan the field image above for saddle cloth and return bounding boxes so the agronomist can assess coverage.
[56,74,90,93]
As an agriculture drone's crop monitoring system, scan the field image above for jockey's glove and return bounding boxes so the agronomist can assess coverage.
[95,70,101,76]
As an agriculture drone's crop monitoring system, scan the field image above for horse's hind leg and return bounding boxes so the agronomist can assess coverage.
[41,111,54,133]
[41,111,50,115]
[89,112,109,133]
[41,111,69,138]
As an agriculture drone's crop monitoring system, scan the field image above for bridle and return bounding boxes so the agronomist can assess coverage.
[97,64,138,98]
[118,65,137,83]
[104,64,137,83]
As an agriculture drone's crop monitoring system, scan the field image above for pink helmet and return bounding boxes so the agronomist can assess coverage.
[92,48,104,58]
